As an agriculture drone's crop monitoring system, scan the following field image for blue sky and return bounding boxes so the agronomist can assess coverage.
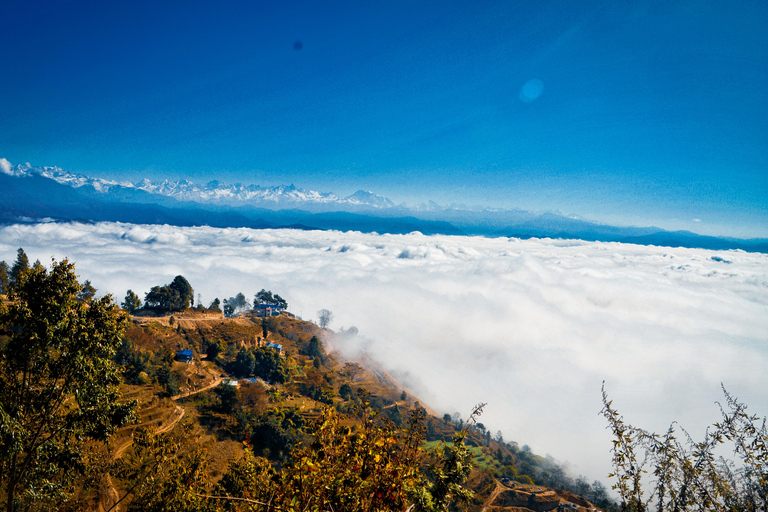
[2,0,767,237]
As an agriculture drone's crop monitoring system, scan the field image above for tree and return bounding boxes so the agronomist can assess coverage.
[143,276,193,313]
[225,292,251,313]
[78,279,97,302]
[343,362,363,381]
[255,289,288,309]
[144,285,175,311]
[169,275,194,310]
[301,335,325,364]
[318,308,334,329]
[273,293,287,309]
[209,298,221,312]
[231,348,256,378]
[254,289,274,306]
[123,289,142,313]
[0,261,9,295]
[252,346,288,384]
[0,259,137,511]
[602,384,767,511]
[9,247,29,288]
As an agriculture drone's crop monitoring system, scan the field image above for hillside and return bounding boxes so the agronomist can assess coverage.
[105,309,614,511]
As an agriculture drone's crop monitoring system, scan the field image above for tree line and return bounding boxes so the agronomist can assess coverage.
[123,280,288,317]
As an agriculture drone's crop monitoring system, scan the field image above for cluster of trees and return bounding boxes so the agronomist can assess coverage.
[254,289,287,309]
[0,248,30,295]
[143,275,195,312]
[228,346,288,384]
[602,385,767,511]
[223,292,250,315]
[2,249,100,304]
[120,285,290,317]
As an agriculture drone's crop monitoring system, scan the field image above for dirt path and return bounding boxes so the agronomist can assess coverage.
[481,479,508,512]
[97,405,187,512]
[96,372,218,512]
[172,376,223,401]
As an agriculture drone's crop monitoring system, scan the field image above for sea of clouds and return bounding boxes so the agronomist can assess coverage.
[2,221,767,482]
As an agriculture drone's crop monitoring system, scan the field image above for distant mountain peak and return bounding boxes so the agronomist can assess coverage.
[345,190,395,208]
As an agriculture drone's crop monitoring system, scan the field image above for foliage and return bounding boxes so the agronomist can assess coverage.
[0,259,137,511]
[339,382,354,401]
[123,289,142,313]
[317,308,333,329]
[300,369,335,405]
[231,348,256,378]
[254,289,288,309]
[115,423,213,512]
[226,292,251,313]
[9,247,30,289]
[78,279,97,302]
[230,346,289,384]
[213,404,428,511]
[157,365,183,396]
[114,338,156,385]
[241,406,307,462]
[602,384,767,511]
[409,404,483,512]
[300,335,324,364]
[144,275,194,312]
[253,346,289,384]
[0,261,9,295]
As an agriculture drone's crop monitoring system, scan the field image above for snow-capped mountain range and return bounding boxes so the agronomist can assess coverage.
[1,159,397,210]
[2,158,766,252]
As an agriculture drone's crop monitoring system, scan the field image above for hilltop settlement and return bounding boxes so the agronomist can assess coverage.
[0,249,620,511]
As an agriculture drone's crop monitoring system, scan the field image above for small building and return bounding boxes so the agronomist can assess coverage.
[266,342,284,355]
[255,304,284,317]
[175,349,193,363]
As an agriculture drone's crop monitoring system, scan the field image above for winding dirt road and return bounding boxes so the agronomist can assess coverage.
[96,371,220,512]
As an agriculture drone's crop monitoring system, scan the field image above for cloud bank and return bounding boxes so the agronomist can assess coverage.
[2,222,766,482]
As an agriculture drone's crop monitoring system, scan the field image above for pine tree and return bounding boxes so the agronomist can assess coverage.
[9,248,29,288]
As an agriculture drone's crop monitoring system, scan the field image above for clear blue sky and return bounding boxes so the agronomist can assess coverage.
[2,1,767,237]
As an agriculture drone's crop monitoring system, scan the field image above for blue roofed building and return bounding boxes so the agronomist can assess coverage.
[175,349,193,363]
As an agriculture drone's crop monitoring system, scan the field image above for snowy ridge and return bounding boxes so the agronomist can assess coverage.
[0,158,395,209]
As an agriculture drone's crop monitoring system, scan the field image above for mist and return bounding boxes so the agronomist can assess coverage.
[2,221,766,482]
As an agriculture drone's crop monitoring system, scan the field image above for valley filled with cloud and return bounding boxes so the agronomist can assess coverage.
[2,221,766,482]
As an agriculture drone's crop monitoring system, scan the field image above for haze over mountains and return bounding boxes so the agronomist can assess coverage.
[2,159,766,253]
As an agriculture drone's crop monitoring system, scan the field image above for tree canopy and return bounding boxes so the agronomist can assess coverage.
[0,262,9,295]
[9,248,29,289]
[317,308,333,328]
[0,259,137,511]
[144,275,194,312]
[254,289,287,309]
[123,289,142,313]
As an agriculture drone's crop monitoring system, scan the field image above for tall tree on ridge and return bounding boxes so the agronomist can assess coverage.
[9,248,29,288]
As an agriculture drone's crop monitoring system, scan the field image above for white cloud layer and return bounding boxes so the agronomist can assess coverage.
[2,222,767,482]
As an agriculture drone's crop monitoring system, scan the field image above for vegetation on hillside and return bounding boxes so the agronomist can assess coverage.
[0,258,137,511]
[13,248,764,511]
